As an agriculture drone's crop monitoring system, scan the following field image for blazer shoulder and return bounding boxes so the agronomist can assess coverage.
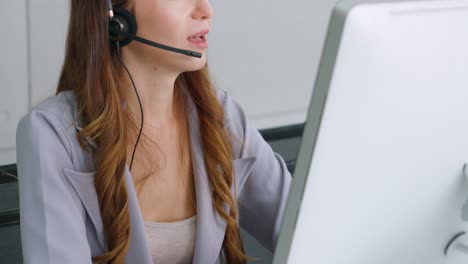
[30,90,76,122]
[215,89,253,158]
[20,90,77,129]
[17,90,78,152]
[216,89,248,131]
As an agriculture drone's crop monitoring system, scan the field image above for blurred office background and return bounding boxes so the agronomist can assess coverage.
[0,0,339,263]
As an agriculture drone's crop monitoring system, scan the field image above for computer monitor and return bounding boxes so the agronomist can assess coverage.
[273,0,468,263]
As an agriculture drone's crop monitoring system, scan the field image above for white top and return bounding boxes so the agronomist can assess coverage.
[144,215,197,264]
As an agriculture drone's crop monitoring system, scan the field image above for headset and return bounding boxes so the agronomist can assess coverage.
[105,0,202,172]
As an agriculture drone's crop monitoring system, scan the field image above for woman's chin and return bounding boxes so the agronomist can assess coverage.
[182,59,207,72]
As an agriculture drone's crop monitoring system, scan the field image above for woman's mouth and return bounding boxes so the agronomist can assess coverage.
[187,30,209,49]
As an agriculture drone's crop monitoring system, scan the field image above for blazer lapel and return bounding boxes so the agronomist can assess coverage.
[232,156,257,197]
[185,91,227,264]
[123,164,154,263]
[63,167,107,252]
[184,88,258,264]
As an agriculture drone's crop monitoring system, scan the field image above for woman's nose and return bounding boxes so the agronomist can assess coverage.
[192,0,213,20]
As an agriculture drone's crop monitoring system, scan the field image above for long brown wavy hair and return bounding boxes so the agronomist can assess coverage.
[56,0,250,263]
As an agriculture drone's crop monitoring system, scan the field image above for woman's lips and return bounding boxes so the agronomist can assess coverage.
[188,36,208,49]
[187,30,209,49]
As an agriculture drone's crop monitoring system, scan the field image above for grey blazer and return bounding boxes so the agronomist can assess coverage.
[16,88,292,264]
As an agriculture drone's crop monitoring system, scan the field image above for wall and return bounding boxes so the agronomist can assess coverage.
[208,0,336,129]
[1,0,69,165]
[0,0,337,163]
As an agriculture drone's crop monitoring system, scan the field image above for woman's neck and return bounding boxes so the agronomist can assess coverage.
[118,50,183,126]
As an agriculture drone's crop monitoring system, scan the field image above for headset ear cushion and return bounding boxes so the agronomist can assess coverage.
[109,7,137,47]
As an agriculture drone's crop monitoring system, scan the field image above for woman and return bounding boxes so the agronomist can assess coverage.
[16,0,291,263]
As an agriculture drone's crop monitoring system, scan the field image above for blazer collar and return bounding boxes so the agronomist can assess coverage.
[178,92,256,263]
[164,87,256,263]
[183,88,227,264]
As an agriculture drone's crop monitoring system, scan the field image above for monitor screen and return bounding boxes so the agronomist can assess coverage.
[273,0,468,263]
